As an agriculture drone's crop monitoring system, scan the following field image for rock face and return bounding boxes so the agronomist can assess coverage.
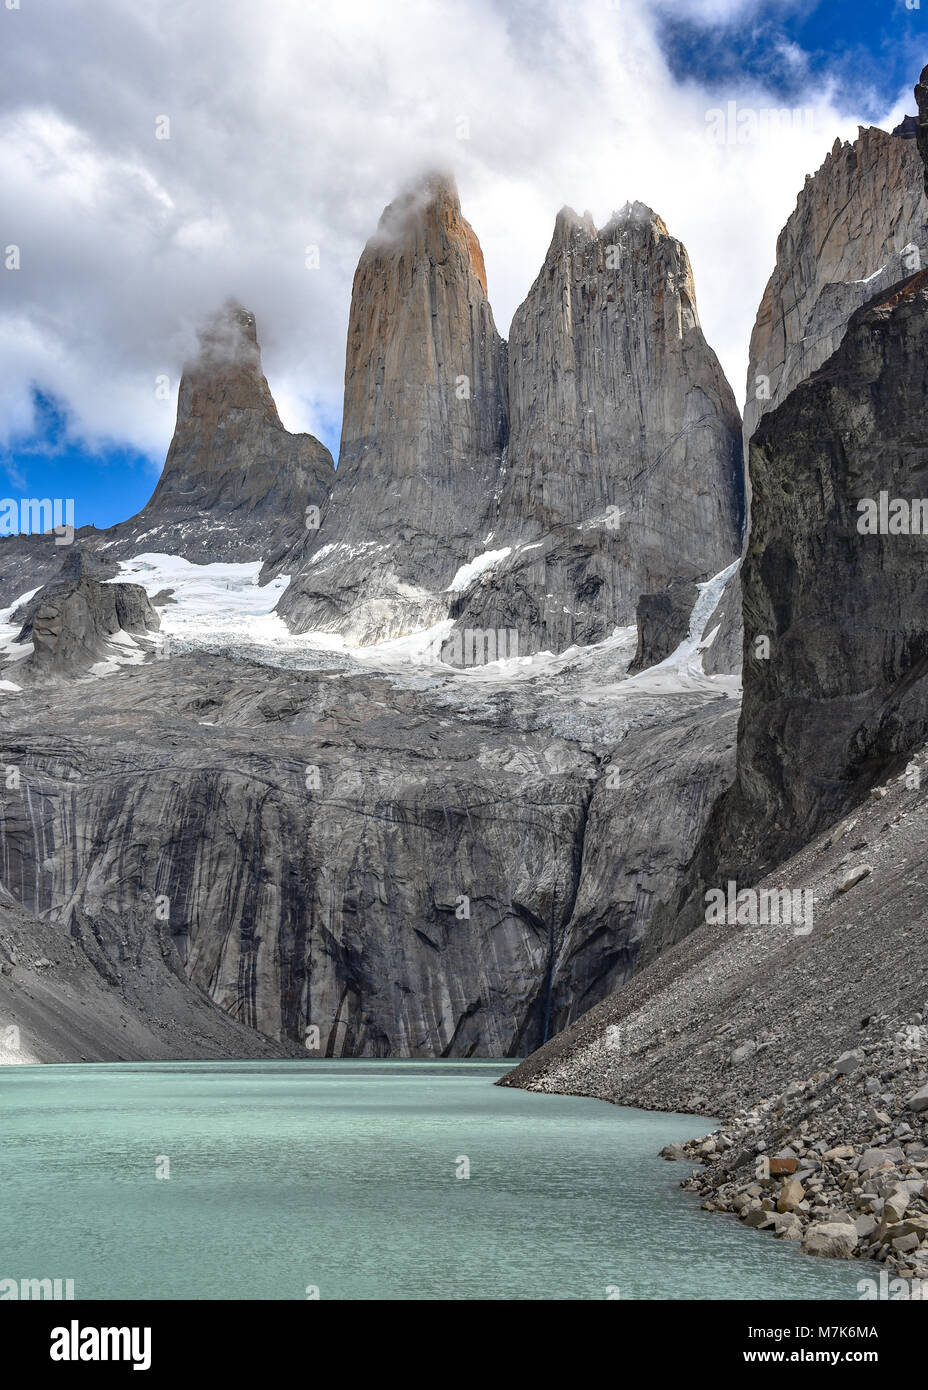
[446,203,744,657]
[645,265,928,959]
[0,892,292,1063]
[918,65,928,197]
[9,551,160,679]
[744,124,928,451]
[628,580,698,674]
[506,75,928,1106]
[277,174,508,643]
[500,737,928,1128]
[106,301,334,567]
[0,623,737,1055]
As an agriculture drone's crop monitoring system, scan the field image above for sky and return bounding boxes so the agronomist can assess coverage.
[1,0,926,529]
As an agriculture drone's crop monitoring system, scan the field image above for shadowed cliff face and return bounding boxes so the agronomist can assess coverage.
[276,174,509,644]
[918,64,928,197]
[744,124,928,456]
[645,266,928,960]
[104,301,335,567]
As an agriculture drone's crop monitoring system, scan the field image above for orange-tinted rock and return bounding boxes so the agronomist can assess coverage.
[279,174,508,642]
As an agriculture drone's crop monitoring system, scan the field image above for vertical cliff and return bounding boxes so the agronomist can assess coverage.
[107,300,335,566]
[446,202,744,657]
[646,273,928,960]
[918,64,928,197]
[277,174,509,643]
[744,124,928,451]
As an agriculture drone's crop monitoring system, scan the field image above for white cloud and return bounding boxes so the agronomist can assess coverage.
[0,0,917,480]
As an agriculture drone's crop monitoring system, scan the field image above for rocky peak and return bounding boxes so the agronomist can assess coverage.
[371,170,489,293]
[276,171,508,643]
[744,122,928,450]
[177,299,283,429]
[445,200,743,658]
[8,568,160,680]
[104,301,334,567]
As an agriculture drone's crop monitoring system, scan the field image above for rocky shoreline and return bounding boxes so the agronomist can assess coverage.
[663,1017,928,1296]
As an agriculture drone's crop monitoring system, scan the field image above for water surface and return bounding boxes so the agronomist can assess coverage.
[0,1060,865,1299]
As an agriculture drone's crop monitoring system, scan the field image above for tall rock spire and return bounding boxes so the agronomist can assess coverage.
[108,300,334,566]
[277,173,508,642]
[445,201,744,657]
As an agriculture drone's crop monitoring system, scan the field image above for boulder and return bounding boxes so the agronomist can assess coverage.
[777,1177,805,1213]
[802,1221,859,1258]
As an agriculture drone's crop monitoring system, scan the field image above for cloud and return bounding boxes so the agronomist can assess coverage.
[0,0,915,474]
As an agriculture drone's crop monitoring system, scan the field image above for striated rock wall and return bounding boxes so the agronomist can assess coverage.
[0,641,737,1056]
[744,125,928,452]
[446,203,744,657]
[277,174,508,643]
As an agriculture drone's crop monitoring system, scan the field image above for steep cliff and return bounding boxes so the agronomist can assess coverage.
[744,123,928,450]
[0,597,736,1056]
[446,203,744,657]
[506,66,928,1112]
[643,264,928,962]
[919,64,928,197]
[105,301,335,566]
[277,174,508,643]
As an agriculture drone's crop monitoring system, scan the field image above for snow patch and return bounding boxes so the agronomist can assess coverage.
[625,560,741,695]
[446,547,512,592]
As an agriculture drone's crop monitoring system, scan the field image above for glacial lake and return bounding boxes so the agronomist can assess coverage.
[0,1059,866,1300]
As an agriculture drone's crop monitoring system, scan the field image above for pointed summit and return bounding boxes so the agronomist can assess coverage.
[106,303,334,566]
[277,173,508,642]
[446,201,743,656]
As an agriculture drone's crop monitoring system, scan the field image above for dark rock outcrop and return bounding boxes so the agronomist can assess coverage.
[277,174,508,643]
[918,64,928,197]
[8,551,160,679]
[628,579,699,674]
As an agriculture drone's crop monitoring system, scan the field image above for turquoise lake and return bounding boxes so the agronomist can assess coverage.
[0,1059,867,1300]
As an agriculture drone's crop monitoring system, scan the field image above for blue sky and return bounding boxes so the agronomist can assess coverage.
[659,0,926,119]
[2,0,925,533]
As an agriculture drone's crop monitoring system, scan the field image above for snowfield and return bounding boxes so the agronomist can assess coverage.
[106,551,741,698]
